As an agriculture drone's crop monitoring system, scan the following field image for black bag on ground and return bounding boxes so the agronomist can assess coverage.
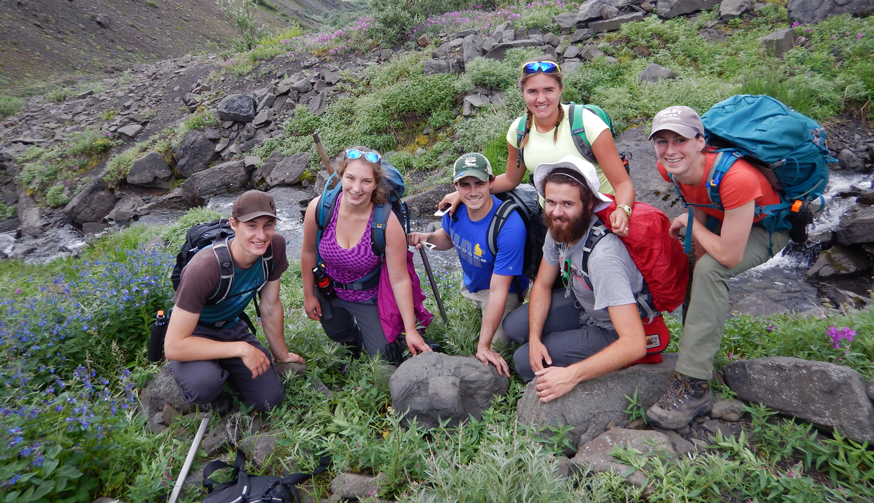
[201,449,329,503]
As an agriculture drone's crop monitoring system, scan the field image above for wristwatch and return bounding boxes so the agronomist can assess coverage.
[617,204,632,217]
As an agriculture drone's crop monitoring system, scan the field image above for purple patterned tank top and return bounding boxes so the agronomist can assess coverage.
[318,193,381,301]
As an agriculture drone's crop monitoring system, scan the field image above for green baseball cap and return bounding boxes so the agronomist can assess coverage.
[452,153,492,183]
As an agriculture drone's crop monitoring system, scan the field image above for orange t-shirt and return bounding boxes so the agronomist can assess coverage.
[658,151,782,223]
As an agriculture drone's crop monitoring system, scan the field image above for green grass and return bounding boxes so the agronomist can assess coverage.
[0,95,23,118]
[2,212,874,501]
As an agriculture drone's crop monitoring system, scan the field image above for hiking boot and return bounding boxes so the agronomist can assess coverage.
[646,372,713,430]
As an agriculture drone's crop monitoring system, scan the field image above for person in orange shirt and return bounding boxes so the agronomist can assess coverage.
[645,106,790,429]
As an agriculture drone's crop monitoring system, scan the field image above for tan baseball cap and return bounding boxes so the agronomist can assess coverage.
[648,106,705,140]
[232,190,280,222]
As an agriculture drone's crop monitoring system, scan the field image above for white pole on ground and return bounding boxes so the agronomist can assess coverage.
[168,415,210,503]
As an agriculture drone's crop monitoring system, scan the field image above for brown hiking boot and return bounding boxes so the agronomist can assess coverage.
[646,372,713,430]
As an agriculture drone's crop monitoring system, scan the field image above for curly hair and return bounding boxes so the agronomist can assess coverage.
[335,146,388,205]
[518,57,565,149]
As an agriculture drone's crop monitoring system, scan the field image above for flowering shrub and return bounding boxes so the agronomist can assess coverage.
[0,247,173,388]
[0,367,136,502]
[828,325,856,349]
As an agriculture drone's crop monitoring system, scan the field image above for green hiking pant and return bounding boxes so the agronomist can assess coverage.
[675,226,790,381]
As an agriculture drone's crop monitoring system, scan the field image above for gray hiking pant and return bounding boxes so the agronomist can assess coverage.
[503,289,618,382]
[316,288,389,358]
[676,226,790,380]
[170,322,286,411]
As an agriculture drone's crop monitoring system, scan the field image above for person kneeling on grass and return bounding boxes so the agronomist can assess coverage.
[165,190,305,412]
[502,156,647,401]
[644,106,789,429]
[407,153,529,377]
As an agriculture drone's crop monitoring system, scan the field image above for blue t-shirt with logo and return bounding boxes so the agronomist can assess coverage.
[442,195,529,294]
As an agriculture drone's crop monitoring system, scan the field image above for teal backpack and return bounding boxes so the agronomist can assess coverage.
[516,103,630,172]
[315,161,409,291]
[670,94,836,252]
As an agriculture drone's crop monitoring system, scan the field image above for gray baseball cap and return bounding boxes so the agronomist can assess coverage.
[648,106,705,140]
[452,153,492,183]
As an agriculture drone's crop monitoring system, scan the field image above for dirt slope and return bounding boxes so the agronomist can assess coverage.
[0,0,349,92]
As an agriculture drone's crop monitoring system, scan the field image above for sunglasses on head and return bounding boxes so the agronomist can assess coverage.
[346,149,380,164]
[521,61,561,75]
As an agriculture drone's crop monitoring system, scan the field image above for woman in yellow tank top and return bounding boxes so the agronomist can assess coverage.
[441,57,635,236]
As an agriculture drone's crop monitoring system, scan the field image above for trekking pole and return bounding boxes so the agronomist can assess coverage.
[168,415,210,503]
[418,244,448,324]
[312,132,336,189]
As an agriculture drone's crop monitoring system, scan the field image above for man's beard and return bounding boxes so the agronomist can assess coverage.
[546,208,591,244]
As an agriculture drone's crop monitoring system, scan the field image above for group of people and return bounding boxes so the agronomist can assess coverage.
[163,57,788,431]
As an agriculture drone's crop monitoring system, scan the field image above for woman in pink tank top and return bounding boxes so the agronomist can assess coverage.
[301,147,432,359]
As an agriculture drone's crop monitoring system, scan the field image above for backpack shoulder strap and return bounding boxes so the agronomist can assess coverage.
[705,150,742,210]
[567,103,597,164]
[207,236,234,304]
[202,449,246,492]
[516,114,528,169]
[579,218,610,292]
[370,201,393,257]
[486,199,519,258]
[316,173,342,263]
[258,242,274,291]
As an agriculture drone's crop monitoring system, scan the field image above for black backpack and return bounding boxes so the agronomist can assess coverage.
[201,449,329,503]
[454,184,544,302]
[170,219,274,305]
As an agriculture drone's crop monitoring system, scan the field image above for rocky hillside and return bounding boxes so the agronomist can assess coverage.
[0,0,873,313]
[0,0,352,91]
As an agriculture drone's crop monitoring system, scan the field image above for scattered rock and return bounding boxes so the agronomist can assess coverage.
[180,160,249,206]
[174,130,220,178]
[127,151,172,189]
[572,429,674,487]
[263,152,311,187]
[462,94,491,117]
[639,63,678,83]
[656,0,720,18]
[331,472,387,500]
[117,124,143,138]
[484,40,542,60]
[516,354,677,454]
[806,244,872,278]
[389,352,509,429]
[140,365,197,418]
[759,28,796,58]
[836,204,874,246]
[588,12,646,33]
[724,357,874,443]
[789,0,874,24]
[720,0,752,19]
[217,94,256,123]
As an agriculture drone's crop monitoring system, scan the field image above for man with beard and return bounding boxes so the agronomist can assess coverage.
[502,155,648,402]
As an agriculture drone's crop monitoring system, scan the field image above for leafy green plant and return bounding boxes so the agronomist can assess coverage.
[45,185,69,208]
[0,95,23,118]
[623,389,647,423]
[217,0,267,51]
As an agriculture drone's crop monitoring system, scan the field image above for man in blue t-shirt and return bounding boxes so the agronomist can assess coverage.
[408,153,528,376]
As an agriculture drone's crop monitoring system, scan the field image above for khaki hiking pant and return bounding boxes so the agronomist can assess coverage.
[460,283,525,349]
[676,226,790,381]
